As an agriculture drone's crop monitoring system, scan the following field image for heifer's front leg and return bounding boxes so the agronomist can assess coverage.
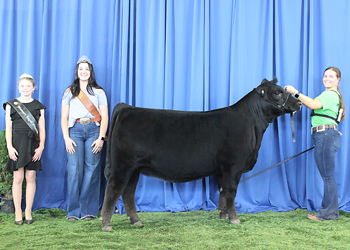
[122,171,143,226]
[222,172,243,225]
[217,175,229,220]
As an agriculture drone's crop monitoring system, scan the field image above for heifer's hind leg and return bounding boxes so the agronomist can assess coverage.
[122,171,142,226]
[101,177,129,231]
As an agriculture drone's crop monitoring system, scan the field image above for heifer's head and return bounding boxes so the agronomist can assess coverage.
[256,77,301,121]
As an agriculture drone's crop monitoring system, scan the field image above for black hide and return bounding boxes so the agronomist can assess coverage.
[101,77,301,231]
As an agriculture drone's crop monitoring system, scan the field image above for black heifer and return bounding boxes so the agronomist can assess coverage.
[101,77,301,231]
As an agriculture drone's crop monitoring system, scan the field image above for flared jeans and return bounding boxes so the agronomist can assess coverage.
[312,128,340,220]
[66,122,101,219]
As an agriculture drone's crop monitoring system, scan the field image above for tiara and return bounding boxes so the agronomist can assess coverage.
[19,73,34,79]
[77,55,92,65]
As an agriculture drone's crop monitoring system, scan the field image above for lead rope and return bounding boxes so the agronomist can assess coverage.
[240,112,314,183]
[291,112,296,142]
[240,146,314,183]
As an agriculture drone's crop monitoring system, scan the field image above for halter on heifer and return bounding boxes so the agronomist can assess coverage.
[259,89,292,113]
[257,89,297,142]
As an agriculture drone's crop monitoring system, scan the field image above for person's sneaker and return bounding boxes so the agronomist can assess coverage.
[68,217,78,221]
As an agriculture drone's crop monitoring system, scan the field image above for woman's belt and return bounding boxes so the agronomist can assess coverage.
[76,117,100,125]
[312,124,337,134]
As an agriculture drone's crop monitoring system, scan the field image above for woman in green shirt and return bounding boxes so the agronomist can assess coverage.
[285,67,345,221]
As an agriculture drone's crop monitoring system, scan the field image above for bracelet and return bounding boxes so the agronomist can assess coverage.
[294,92,300,98]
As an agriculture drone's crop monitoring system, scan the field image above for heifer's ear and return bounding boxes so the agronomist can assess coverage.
[256,85,265,97]
[261,78,269,84]
[272,76,278,84]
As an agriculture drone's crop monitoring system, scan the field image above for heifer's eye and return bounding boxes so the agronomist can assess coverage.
[272,91,283,100]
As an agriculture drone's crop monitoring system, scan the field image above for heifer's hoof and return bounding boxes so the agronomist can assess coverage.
[102,225,112,231]
[132,221,144,227]
[229,218,241,225]
[220,213,229,220]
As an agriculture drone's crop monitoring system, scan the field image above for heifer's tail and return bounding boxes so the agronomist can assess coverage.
[105,102,130,180]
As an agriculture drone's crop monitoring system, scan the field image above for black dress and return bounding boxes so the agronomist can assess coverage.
[3,99,46,172]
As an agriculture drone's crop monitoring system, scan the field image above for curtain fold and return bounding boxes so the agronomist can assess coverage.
[1,0,350,214]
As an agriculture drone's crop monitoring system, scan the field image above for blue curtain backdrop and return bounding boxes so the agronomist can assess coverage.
[1,0,350,215]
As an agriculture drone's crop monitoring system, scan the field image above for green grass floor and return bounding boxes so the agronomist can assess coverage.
[1,208,350,249]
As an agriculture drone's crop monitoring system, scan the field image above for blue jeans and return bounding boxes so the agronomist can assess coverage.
[66,122,101,219]
[312,128,340,220]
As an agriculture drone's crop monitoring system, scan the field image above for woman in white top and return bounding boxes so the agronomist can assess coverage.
[61,56,108,221]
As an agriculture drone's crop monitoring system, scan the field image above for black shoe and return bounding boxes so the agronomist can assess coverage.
[14,220,23,225]
[25,219,34,225]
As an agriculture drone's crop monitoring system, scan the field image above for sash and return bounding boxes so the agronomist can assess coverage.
[76,90,107,141]
[6,99,39,139]
[77,90,102,125]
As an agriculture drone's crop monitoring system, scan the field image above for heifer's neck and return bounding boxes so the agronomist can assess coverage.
[233,90,278,132]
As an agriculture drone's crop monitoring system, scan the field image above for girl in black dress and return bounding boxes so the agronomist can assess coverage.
[4,74,46,225]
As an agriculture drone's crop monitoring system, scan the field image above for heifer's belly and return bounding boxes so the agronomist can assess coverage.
[139,162,220,183]
[119,131,223,182]
[132,149,221,183]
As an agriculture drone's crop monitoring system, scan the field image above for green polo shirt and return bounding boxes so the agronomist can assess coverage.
[311,90,340,127]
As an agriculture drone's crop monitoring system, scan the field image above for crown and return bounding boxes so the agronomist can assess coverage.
[19,73,34,79]
[77,55,92,65]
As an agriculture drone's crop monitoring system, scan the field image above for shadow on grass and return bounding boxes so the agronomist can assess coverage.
[34,208,64,218]
[339,210,350,218]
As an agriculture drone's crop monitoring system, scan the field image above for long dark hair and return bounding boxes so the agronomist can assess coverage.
[324,66,345,122]
[69,62,103,97]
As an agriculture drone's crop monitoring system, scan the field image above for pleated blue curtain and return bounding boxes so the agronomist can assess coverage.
[1,0,350,214]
